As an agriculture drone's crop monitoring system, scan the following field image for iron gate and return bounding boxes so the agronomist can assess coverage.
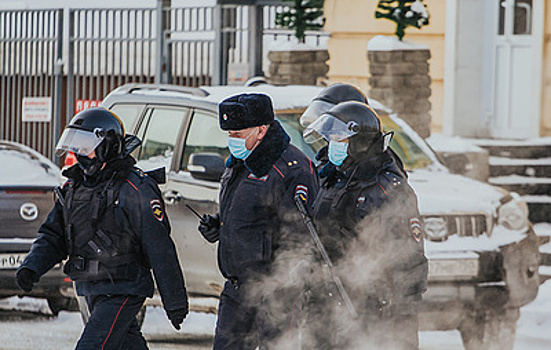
[0,4,327,161]
[0,10,63,159]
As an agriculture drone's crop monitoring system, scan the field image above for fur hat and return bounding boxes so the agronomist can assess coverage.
[219,93,274,131]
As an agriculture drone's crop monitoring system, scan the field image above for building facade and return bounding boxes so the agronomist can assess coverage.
[324,0,550,139]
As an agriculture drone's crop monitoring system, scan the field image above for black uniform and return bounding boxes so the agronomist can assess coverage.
[19,157,188,349]
[310,151,428,349]
[211,121,319,349]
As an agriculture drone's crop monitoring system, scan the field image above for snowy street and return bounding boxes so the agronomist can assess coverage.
[1,279,551,350]
[0,224,549,350]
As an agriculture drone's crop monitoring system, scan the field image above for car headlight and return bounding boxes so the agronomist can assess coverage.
[497,192,529,231]
[423,217,448,241]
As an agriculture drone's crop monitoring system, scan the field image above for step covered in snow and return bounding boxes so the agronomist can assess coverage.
[489,175,551,195]
[489,156,551,177]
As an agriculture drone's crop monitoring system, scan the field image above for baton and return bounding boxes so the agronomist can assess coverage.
[185,204,203,220]
[294,195,358,319]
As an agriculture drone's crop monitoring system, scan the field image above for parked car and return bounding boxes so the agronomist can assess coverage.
[86,83,542,349]
[0,140,77,315]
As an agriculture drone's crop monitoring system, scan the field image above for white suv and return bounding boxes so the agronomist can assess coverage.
[90,83,543,349]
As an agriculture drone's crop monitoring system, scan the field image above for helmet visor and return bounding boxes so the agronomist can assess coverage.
[300,100,335,127]
[303,113,359,144]
[55,127,105,157]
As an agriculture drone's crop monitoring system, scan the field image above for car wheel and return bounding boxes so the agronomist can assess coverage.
[76,295,146,327]
[458,307,519,350]
[47,297,79,316]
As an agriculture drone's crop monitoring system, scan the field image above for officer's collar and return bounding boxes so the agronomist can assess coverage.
[225,120,290,177]
[340,151,398,181]
[63,156,136,185]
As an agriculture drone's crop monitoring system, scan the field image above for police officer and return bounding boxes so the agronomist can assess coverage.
[302,83,407,180]
[16,108,189,349]
[303,101,428,349]
[300,82,369,127]
[198,93,318,349]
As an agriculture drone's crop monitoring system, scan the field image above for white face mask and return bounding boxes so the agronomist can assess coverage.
[228,128,257,160]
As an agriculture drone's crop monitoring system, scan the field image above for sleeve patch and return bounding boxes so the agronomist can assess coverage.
[410,217,423,242]
[248,173,269,182]
[150,199,164,221]
[295,184,309,203]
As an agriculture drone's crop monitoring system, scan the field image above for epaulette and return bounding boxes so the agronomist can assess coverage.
[378,171,405,192]
[277,146,314,177]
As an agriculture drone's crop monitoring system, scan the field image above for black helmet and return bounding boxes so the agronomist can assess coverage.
[56,107,125,163]
[304,101,391,158]
[300,83,368,126]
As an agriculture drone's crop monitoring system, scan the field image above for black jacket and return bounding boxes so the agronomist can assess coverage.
[312,150,428,305]
[19,157,188,312]
[214,121,319,282]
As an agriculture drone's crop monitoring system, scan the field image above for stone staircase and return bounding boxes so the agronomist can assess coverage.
[474,141,551,224]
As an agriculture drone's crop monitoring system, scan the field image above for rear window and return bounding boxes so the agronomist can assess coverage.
[0,144,60,186]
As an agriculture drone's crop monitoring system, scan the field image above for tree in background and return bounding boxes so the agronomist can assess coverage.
[375,0,430,41]
[275,0,325,43]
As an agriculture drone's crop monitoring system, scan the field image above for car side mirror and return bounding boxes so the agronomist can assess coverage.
[188,153,225,182]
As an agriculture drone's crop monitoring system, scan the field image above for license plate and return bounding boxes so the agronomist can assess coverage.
[428,258,479,281]
[0,253,27,269]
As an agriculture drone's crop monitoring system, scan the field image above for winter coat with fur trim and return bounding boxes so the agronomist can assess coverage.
[215,121,319,282]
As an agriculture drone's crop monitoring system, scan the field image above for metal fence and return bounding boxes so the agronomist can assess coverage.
[0,10,63,159]
[0,4,328,161]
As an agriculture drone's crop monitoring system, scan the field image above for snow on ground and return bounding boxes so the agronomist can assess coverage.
[426,133,487,154]
[1,277,551,349]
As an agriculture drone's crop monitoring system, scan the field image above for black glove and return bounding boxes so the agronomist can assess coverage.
[198,213,220,243]
[16,268,39,293]
[166,305,189,331]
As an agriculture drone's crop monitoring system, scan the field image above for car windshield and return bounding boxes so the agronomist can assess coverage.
[277,112,433,171]
[380,114,433,170]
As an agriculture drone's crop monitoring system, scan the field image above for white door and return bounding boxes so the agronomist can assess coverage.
[491,0,543,139]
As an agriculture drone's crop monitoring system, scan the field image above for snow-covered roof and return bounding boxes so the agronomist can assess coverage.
[201,85,324,111]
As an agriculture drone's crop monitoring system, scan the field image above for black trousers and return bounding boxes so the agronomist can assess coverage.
[76,295,148,350]
[213,280,301,350]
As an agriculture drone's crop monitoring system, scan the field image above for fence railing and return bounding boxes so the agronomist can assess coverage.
[0,4,328,160]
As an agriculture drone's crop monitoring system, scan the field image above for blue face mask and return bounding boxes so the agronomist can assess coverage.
[228,128,256,160]
[328,140,349,166]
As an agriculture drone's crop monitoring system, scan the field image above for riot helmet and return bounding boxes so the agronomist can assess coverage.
[300,83,368,127]
[56,107,126,172]
[304,101,392,159]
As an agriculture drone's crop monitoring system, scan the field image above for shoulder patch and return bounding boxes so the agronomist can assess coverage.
[409,217,423,242]
[150,199,164,221]
[295,184,309,203]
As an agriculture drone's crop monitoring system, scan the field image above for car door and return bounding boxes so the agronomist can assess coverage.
[162,108,227,297]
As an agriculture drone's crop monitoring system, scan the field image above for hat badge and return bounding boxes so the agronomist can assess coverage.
[223,113,228,121]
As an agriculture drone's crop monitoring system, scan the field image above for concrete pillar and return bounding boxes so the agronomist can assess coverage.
[367,36,432,138]
[267,49,329,85]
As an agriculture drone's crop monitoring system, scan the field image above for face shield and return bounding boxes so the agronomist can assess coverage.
[300,100,336,127]
[303,113,360,144]
[55,127,106,157]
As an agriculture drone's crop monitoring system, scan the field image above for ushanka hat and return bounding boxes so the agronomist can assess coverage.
[219,93,275,131]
